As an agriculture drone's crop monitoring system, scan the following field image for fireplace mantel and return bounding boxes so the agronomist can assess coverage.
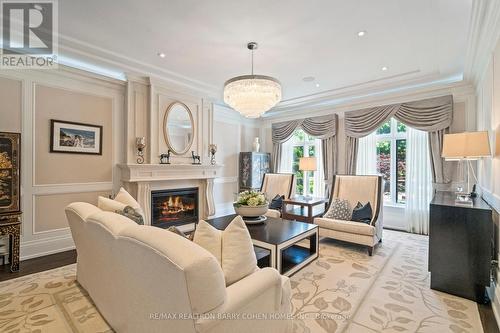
[118,163,223,224]
[118,163,223,182]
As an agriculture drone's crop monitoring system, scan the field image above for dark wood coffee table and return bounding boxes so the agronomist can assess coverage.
[205,214,319,277]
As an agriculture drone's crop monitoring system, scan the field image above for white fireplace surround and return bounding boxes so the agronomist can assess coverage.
[118,163,223,226]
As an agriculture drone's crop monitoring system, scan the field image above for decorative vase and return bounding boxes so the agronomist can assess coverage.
[252,137,260,152]
[233,204,268,218]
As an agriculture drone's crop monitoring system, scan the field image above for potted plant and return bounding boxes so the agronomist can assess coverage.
[233,190,268,218]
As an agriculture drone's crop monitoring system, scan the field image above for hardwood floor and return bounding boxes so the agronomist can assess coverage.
[0,249,76,282]
[0,249,498,332]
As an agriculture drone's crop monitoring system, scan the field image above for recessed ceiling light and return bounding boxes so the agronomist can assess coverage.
[315,83,320,88]
[357,31,366,37]
[302,76,315,82]
[157,52,166,58]
[381,66,388,71]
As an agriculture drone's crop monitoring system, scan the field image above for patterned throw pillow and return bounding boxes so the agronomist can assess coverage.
[115,206,144,225]
[167,226,194,240]
[323,198,352,220]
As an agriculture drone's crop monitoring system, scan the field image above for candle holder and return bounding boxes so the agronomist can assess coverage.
[136,137,146,164]
[209,144,217,165]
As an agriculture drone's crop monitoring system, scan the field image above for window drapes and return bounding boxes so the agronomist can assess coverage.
[272,114,338,192]
[343,95,453,189]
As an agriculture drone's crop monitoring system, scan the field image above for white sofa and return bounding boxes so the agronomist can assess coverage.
[65,202,292,333]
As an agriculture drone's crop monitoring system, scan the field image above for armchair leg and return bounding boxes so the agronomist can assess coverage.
[368,246,374,256]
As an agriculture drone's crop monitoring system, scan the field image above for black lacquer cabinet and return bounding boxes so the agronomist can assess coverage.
[429,191,493,303]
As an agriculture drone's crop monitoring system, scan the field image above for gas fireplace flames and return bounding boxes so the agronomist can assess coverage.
[160,196,195,216]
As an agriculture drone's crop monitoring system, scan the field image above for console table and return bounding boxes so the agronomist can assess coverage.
[429,191,492,303]
[0,212,21,272]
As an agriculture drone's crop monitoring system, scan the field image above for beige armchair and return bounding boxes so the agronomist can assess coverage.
[260,173,296,218]
[314,175,383,256]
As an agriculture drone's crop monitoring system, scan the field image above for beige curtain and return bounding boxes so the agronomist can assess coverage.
[271,114,338,191]
[343,95,453,187]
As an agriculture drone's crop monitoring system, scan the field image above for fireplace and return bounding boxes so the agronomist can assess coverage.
[151,187,199,228]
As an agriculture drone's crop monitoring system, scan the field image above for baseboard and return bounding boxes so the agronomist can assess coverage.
[488,280,500,331]
[20,234,75,260]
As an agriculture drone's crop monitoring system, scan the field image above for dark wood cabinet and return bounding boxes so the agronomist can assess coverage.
[238,152,271,191]
[429,191,493,303]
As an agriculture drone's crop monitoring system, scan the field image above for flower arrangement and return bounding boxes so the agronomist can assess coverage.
[234,190,267,207]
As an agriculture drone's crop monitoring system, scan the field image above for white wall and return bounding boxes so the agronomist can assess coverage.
[476,36,500,323]
[212,104,261,216]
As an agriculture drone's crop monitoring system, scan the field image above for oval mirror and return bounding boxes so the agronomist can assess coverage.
[163,102,194,155]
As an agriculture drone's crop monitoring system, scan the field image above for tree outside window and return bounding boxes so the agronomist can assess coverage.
[375,119,406,204]
[291,129,316,195]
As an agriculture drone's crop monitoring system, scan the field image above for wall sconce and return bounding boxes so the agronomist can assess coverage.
[209,144,217,165]
[136,137,146,164]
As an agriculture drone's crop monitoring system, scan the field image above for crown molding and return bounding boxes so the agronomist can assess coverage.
[261,79,475,125]
[59,34,221,99]
[463,0,500,88]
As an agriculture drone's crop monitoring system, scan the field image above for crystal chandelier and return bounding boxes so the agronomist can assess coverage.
[223,42,282,118]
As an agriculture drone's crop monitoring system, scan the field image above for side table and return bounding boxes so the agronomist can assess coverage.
[0,212,21,272]
[282,196,326,223]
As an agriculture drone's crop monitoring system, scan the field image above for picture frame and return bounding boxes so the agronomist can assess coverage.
[0,132,21,214]
[50,119,103,155]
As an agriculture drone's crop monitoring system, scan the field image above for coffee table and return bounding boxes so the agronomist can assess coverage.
[205,214,319,277]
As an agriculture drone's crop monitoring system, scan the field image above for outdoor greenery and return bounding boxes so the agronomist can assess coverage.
[292,130,316,195]
[375,119,407,204]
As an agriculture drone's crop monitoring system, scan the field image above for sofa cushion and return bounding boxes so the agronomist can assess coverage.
[351,202,372,224]
[194,216,258,286]
[98,196,127,212]
[193,220,223,263]
[315,217,375,236]
[323,198,352,220]
[114,187,146,223]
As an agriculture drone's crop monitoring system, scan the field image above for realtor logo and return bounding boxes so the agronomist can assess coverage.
[1,0,58,69]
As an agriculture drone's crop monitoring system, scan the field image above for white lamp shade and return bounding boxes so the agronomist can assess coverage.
[299,157,317,171]
[442,131,491,160]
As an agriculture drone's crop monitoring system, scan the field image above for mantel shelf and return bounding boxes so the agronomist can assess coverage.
[118,163,223,182]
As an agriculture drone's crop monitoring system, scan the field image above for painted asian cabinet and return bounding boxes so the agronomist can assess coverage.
[238,152,271,191]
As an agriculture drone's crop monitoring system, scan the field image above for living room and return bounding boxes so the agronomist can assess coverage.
[0,0,499,332]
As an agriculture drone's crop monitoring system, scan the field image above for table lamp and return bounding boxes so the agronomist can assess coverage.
[442,131,491,202]
[299,157,317,199]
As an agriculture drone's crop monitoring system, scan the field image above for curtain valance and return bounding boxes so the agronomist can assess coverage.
[271,114,338,192]
[343,95,453,188]
[272,114,338,143]
[344,95,453,138]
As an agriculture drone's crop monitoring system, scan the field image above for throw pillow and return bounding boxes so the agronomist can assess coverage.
[269,194,284,210]
[324,198,352,221]
[351,201,373,224]
[116,205,145,225]
[114,187,146,223]
[98,196,127,212]
[193,216,257,286]
[167,226,188,238]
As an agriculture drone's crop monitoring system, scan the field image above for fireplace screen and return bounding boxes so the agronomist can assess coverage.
[151,187,199,228]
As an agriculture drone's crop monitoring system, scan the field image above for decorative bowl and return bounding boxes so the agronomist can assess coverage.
[233,204,268,218]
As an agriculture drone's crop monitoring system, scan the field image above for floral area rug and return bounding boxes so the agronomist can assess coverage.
[290,230,483,333]
[0,230,483,333]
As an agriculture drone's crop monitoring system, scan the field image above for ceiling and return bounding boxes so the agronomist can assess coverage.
[59,0,473,103]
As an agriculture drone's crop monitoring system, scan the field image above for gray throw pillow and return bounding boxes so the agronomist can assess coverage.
[167,226,194,240]
[324,199,352,221]
[115,205,144,225]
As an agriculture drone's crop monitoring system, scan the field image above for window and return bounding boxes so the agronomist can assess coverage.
[280,129,324,197]
[375,119,406,204]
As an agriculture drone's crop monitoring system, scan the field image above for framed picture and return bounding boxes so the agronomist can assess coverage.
[0,132,21,214]
[50,120,103,155]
